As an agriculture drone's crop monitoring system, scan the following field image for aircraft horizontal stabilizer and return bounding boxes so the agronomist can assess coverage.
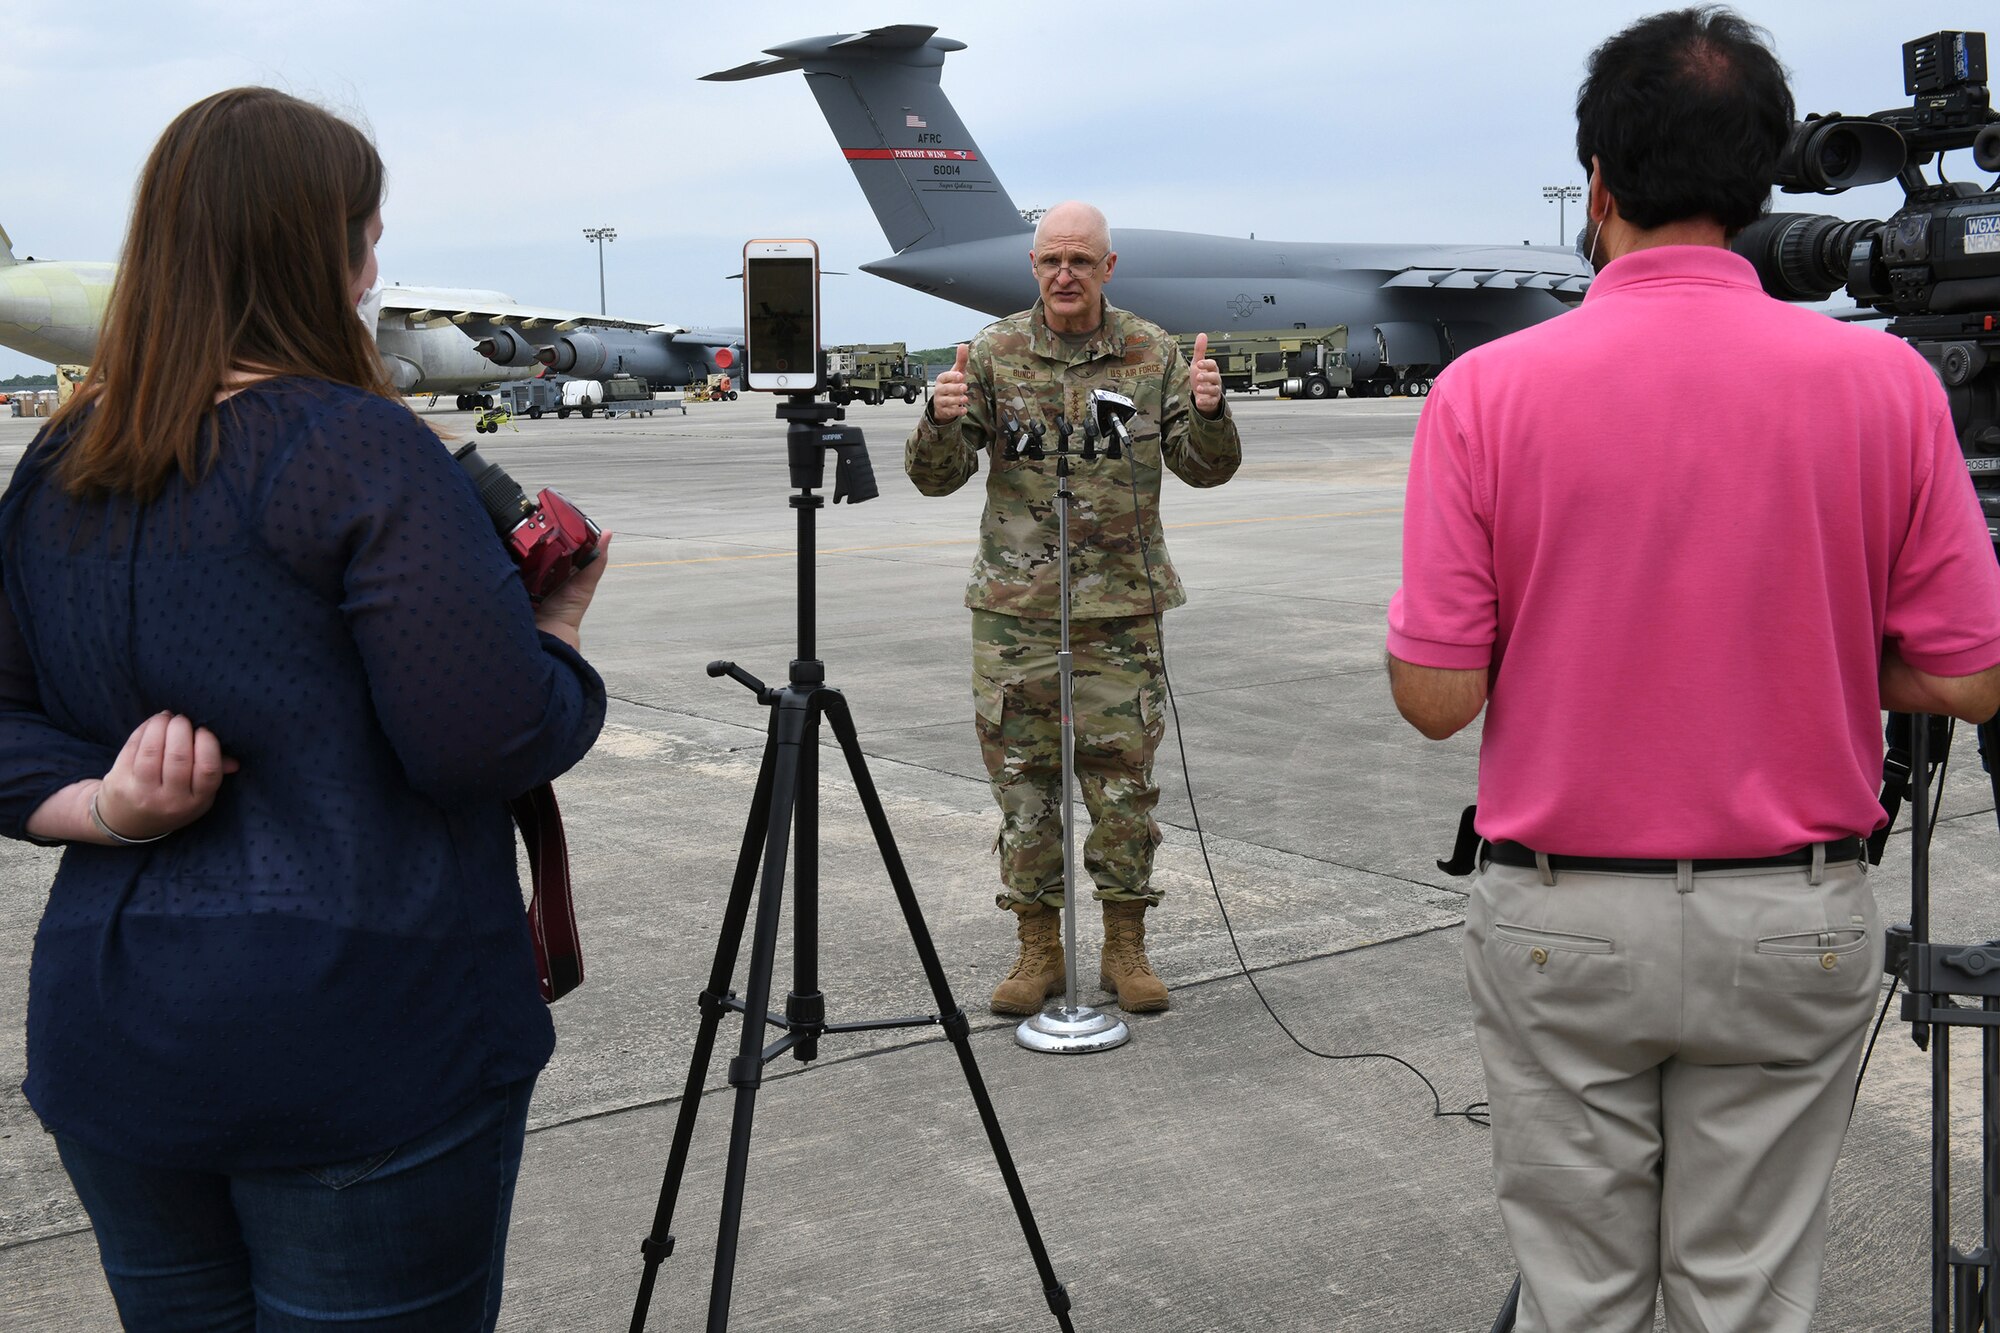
[701,26,959,82]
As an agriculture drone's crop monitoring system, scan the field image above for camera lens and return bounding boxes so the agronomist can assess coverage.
[452,442,533,534]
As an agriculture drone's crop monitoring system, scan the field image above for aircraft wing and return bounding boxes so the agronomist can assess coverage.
[376,286,678,336]
[1382,265,1592,298]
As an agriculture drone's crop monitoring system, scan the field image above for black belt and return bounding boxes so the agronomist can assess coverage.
[1482,836,1863,877]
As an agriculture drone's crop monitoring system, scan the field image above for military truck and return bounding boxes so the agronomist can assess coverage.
[825,342,923,406]
[1172,327,1353,401]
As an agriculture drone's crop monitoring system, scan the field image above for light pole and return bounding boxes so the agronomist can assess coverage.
[1541,186,1582,247]
[583,226,617,315]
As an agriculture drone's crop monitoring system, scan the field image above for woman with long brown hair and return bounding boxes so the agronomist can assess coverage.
[0,88,607,1330]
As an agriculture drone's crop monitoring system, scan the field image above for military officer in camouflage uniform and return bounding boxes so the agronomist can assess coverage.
[905,200,1240,1016]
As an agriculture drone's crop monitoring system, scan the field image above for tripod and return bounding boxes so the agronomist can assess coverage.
[1886,711,2000,1332]
[628,398,1076,1333]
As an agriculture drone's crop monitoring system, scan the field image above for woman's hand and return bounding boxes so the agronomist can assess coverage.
[534,532,612,652]
[92,712,239,842]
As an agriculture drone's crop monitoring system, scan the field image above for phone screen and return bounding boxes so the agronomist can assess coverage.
[746,257,817,382]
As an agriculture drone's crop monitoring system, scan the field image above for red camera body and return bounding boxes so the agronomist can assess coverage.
[508,488,602,602]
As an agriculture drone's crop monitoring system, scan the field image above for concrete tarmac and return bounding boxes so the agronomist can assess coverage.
[0,392,1995,1330]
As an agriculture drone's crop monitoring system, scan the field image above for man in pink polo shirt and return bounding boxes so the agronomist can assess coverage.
[1387,9,2000,1331]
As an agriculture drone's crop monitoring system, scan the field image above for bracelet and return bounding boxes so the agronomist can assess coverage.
[89,791,170,846]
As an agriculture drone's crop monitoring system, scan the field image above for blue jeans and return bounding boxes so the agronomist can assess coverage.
[53,1077,535,1332]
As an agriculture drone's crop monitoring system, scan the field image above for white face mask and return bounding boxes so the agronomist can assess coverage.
[1576,217,1603,272]
[355,278,386,343]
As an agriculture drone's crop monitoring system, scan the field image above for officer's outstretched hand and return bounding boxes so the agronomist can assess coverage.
[1190,333,1224,417]
[930,344,971,424]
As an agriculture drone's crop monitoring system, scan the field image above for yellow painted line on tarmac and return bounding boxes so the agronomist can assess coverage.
[609,506,1404,569]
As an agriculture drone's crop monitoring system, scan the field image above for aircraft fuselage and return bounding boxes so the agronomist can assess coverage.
[864,230,1584,363]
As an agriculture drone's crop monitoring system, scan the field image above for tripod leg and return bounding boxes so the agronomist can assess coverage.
[1938,1024,1953,1333]
[706,695,812,1333]
[820,694,1076,1332]
[630,727,783,1333]
[789,700,823,1064]
[1986,999,1999,1333]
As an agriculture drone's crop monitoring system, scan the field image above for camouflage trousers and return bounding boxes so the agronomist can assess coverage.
[971,610,1167,911]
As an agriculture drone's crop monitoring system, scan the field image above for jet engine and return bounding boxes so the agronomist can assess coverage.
[538,328,707,386]
[474,326,543,367]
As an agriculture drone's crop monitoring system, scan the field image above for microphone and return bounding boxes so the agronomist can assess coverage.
[1088,389,1134,460]
[1002,414,1029,461]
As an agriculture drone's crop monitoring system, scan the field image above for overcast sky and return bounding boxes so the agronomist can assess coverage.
[1,0,1988,377]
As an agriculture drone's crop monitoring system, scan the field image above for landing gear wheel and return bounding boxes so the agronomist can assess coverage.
[480,394,494,409]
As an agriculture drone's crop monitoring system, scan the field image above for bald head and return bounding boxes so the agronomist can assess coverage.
[1030,200,1118,335]
[1034,201,1111,253]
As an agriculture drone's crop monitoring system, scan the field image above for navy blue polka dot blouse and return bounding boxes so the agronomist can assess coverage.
[0,378,606,1170]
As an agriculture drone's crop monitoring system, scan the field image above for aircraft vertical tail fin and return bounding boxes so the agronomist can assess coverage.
[0,223,15,267]
[705,27,1030,254]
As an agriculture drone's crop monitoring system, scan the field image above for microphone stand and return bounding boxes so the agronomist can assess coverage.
[1010,410,1131,1055]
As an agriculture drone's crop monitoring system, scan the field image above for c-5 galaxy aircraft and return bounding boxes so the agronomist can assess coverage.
[707,26,1594,393]
[0,223,742,404]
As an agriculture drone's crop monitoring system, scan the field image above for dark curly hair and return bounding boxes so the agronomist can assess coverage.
[1575,7,1793,233]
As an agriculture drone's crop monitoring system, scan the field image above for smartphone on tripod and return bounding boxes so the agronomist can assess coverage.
[742,239,822,395]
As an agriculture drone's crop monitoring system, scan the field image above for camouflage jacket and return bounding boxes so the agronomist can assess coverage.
[905,300,1241,619]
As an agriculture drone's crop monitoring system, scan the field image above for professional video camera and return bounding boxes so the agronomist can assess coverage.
[1711,34,2000,1333]
[1730,30,2000,537]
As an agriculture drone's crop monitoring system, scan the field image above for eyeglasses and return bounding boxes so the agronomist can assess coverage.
[1034,252,1105,278]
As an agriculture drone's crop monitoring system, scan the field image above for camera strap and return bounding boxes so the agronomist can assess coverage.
[509,781,584,1002]
[1871,713,1954,866]
[1436,804,1481,876]
[1869,745,1912,866]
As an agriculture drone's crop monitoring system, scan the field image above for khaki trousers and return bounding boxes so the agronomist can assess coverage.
[1464,853,1882,1333]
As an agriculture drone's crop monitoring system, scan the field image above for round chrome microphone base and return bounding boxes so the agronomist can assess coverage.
[1015,1004,1131,1054]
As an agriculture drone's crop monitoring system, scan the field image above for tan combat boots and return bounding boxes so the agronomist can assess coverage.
[1100,900,1169,1012]
[990,901,1065,1015]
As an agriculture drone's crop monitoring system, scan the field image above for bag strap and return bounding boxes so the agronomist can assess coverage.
[509,782,584,1002]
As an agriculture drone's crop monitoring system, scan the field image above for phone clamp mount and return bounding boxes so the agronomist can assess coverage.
[779,393,876,507]
[628,392,1075,1333]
